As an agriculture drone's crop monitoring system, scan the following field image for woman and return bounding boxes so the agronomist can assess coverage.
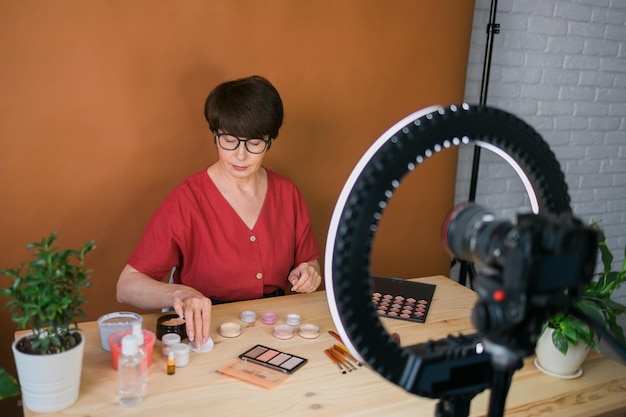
[116,75,322,348]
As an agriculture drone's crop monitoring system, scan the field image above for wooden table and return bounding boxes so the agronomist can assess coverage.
[20,276,626,417]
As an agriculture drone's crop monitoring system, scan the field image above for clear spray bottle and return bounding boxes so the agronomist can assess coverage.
[131,321,148,391]
[118,334,143,407]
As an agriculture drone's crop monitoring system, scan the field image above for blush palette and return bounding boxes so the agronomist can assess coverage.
[238,344,307,374]
[371,276,436,323]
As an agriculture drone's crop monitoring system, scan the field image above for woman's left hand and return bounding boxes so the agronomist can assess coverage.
[288,260,322,293]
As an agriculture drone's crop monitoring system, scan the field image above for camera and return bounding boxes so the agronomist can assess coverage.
[442,203,599,359]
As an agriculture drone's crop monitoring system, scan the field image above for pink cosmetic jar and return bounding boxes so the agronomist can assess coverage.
[261,312,277,325]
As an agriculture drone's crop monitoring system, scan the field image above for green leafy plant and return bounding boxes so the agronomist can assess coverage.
[0,367,19,400]
[1,231,95,355]
[543,225,626,355]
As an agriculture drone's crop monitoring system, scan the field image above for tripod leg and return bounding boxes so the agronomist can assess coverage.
[458,260,468,286]
[468,262,476,290]
[435,395,474,417]
[458,260,477,289]
[486,367,516,417]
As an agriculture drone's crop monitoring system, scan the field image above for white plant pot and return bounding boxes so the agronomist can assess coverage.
[534,327,589,379]
[12,331,85,413]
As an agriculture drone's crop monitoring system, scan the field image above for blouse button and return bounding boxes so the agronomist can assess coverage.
[256,273,263,280]
[250,235,256,242]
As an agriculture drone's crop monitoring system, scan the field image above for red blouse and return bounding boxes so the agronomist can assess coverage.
[127,169,321,302]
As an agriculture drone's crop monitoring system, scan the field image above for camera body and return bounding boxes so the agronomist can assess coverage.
[443,203,599,360]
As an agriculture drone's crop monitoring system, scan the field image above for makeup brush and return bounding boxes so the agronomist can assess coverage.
[331,346,357,371]
[324,349,346,374]
[329,330,365,367]
[328,330,343,343]
[333,343,363,367]
[327,348,352,373]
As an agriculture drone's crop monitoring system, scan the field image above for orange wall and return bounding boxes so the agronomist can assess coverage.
[0,1,474,411]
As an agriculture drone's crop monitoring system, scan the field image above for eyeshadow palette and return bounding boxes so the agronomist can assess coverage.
[371,276,436,323]
[239,344,308,374]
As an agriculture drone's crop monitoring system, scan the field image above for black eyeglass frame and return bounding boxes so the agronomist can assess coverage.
[213,132,272,154]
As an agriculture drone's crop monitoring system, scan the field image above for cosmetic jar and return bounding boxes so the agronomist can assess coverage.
[172,343,190,367]
[156,313,187,340]
[219,322,242,338]
[189,337,214,353]
[162,333,181,356]
[261,312,277,325]
[240,310,257,323]
[298,323,321,339]
[97,311,142,351]
[272,324,295,340]
[285,313,301,326]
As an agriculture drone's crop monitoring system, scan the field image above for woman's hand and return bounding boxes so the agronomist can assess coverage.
[288,260,322,293]
[172,289,212,350]
[116,265,212,350]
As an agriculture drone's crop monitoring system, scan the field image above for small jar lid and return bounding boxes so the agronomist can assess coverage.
[272,324,295,340]
[172,342,190,355]
[219,322,242,338]
[285,313,301,326]
[261,312,277,325]
[298,323,321,339]
[162,333,182,346]
[240,310,257,323]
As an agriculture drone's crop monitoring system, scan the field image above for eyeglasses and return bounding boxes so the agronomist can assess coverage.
[214,132,271,154]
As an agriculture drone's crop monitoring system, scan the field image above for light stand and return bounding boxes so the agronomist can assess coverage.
[456,0,500,288]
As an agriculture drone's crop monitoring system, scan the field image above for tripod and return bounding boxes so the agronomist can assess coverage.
[433,346,522,417]
[455,0,500,289]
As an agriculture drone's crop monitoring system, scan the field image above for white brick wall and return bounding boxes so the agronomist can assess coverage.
[458,0,626,304]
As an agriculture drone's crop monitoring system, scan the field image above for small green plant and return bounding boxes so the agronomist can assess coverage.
[1,231,95,355]
[543,224,626,355]
[0,367,19,400]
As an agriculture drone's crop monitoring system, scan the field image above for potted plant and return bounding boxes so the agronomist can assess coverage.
[0,367,20,400]
[1,231,95,413]
[535,224,626,378]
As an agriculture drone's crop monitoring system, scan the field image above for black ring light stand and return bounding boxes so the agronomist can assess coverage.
[324,104,573,417]
[456,0,500,289]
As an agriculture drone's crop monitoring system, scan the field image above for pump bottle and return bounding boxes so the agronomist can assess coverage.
[131,321,148,390]
[118,334,143,407]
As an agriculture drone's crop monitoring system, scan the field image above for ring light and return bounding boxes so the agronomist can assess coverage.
[324,103,571,393]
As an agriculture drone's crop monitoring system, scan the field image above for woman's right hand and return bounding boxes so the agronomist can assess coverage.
[172,290,212,349]
[116,264,212,349]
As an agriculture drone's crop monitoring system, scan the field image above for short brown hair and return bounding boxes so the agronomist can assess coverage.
[204,75,284,139]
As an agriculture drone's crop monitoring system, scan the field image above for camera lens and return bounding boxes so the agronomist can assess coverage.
[442,203,513,268]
